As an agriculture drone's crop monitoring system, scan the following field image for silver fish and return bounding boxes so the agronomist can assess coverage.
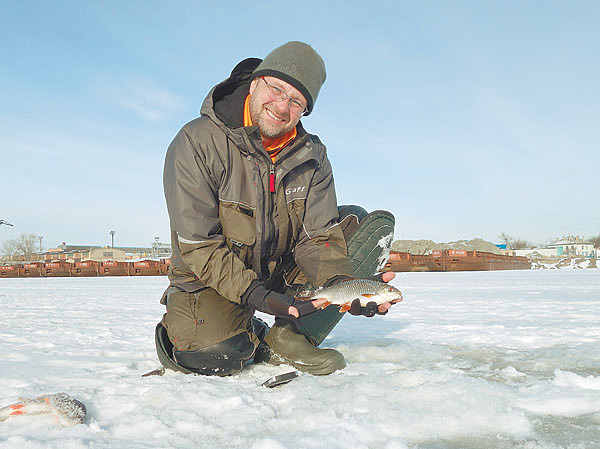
[297,279,403,313]
[0,393,86,426]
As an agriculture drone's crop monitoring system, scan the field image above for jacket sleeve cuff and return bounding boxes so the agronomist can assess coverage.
[240,279,265,305]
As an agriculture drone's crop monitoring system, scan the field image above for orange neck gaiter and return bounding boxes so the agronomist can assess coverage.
[244,94,296,162]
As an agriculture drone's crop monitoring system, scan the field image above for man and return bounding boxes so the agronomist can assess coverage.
[155,41,400,377]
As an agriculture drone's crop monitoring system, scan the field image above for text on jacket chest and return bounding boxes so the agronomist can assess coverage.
[285,185,307,195]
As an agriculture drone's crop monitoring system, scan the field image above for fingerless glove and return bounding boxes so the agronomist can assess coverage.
[241,280,317,318]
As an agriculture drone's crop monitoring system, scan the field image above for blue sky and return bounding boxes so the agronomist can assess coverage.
[1,1,598,249]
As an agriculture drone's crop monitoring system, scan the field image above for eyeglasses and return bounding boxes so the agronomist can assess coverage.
[261,78,308,116]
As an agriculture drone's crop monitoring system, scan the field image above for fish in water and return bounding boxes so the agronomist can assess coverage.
[0,393,87,426]
[296,279,403,313]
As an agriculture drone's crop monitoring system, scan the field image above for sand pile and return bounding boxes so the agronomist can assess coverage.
[392,238,502,255]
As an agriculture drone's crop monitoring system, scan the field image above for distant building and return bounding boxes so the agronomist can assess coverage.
[502,235,597,259]
[39,239,172,263]
[88,247,128,262]
[548,237,595,257]
[151,237,172,258]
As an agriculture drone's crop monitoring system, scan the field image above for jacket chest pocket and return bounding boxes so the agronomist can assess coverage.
[219,201,256,267]
[286,198,306,244]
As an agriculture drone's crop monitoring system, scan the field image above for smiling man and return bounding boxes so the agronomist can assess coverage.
[156,41,399,377]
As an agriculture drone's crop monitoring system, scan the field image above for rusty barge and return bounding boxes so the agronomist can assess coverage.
[2,250,530,278]
[0,259,171,278]
[384,249,531,272]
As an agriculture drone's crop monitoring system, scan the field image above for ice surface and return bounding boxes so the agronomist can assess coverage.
[0,270,599,448]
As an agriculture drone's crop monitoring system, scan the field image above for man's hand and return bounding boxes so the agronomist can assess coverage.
[348,271,402,317]
[241,280,321,319]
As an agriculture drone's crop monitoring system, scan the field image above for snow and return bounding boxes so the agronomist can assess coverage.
[1,269,599,448]
[531,258,595,270]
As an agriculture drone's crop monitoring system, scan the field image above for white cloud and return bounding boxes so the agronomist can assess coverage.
[120,82,185,121]
[96,77,185,121]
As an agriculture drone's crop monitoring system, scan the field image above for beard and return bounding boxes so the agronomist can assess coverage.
[249,97,296,139]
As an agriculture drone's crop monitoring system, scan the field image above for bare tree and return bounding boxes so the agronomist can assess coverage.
[2,233,39,260]
[542,236,558,247]
[512,238,532,249]
[1,239,19,261]
[498,233,532,249]
[590,233,600,249]
[498,232,511,248]
[16,233,39,259]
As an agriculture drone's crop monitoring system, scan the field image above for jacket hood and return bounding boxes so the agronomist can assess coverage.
[200,58,262,129]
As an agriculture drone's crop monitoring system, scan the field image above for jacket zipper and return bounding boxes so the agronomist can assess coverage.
[259,135,310,278]
[260,159,276,278]
[264,136,310,271]
[269,165,275,193]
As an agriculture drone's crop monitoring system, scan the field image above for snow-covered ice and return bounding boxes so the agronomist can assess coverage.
[0,269,599,448]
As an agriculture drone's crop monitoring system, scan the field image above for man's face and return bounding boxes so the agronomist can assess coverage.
[248,76,307,139]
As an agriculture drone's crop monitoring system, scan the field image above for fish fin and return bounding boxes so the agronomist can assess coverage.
[362,294,374,298]
[9,410,25,416]
[339,303,351,313]
[320,300,332,309]
[9,404,24,410]
[296,288,316,300]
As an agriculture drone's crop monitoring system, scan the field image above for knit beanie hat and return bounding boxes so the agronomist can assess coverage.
[252,41,326,115]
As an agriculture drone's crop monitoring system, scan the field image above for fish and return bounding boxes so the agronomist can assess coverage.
[0,393,87,426]
[296,279,403,313]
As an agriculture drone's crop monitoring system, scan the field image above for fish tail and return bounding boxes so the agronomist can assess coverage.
[0,402,26,421]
